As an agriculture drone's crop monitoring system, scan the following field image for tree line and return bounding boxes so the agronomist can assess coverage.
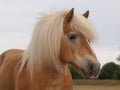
[70,56,120,80]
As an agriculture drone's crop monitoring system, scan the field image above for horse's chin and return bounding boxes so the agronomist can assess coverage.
[79,70,98,79]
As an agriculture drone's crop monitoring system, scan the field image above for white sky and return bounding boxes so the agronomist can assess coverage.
[0,0,120,66]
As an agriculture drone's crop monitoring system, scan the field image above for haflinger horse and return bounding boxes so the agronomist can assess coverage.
[0,8,100,90]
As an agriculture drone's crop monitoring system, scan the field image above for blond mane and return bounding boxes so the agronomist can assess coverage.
[20,10,97,75]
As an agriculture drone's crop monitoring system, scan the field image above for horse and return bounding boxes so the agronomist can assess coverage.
[0,8,100,90]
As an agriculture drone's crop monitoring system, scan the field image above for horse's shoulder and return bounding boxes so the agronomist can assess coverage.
[0,49,24,89]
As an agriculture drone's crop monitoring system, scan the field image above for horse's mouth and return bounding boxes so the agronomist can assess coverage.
[79,69,98,79]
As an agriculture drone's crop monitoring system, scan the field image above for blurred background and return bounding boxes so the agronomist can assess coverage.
[0,0,120,78]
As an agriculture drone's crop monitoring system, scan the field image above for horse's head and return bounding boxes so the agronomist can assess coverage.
[60,8,100,79]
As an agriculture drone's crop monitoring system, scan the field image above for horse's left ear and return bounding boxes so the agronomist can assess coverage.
[64,8,74,23]
[83,10,89,18]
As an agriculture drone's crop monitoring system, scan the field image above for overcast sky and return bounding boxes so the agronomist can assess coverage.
[0,0,120,66]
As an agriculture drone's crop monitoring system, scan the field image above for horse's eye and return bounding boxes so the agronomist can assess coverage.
[68,34,77,41]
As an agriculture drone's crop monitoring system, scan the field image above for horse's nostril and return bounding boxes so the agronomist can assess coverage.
[89,64,95,74]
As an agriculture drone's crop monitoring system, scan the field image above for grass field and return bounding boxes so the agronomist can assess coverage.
[73,80,120,90]
[74,85,120,90]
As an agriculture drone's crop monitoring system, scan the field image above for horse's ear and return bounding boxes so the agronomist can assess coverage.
[64,8,74,23]
[83,10,89,18]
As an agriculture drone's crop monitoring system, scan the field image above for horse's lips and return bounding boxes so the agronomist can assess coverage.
[78,69,97,79]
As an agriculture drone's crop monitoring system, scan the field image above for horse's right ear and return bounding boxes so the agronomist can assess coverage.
[83,10,89,18]
[64,8,74,23]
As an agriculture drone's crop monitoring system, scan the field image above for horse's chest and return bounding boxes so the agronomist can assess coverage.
[16,65,73,90]
[29,76,72,90]
[43,82,62,90]
[38,80,70,90]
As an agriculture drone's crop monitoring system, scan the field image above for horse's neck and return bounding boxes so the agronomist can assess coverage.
[34,64,69,80]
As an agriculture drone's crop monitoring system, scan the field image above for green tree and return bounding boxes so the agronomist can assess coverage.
[117,55,120,61]
[99,62,120,80]
[116,65,120,79]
